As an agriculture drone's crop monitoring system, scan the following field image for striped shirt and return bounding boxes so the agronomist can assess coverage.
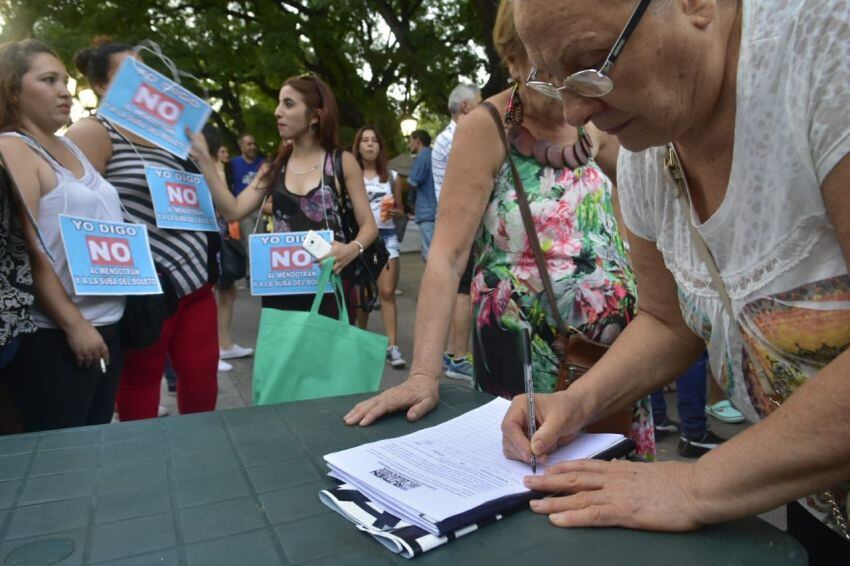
[97,116,208,297]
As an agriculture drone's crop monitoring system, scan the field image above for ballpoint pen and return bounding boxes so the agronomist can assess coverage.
[521,327,537,474]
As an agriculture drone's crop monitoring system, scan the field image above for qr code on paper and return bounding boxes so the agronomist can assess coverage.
[371,467,420,491]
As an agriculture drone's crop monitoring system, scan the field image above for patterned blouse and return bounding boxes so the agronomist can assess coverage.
[0,164,36,347]
[471,148,655,458]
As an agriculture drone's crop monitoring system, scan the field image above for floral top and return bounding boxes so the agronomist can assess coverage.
[471,148,655,458]
[0,166,36,347]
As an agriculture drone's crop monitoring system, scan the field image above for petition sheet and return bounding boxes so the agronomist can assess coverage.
[324,398,623,532]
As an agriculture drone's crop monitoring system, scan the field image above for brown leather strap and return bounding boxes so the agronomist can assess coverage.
[481,101,568,336]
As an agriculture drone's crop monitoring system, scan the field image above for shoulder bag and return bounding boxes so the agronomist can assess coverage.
[481,101,632,435]
[328,149,389,312]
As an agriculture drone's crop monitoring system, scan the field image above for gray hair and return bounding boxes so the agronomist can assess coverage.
[447,84,481,116]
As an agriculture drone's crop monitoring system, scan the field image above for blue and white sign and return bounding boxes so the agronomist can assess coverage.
[144,165,218,232]
[249,230,334,296]
[59,214,162,296]
[99,57,211,159]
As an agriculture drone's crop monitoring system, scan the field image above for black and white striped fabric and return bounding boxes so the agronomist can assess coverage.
[97,116,208,297]
[319,483,503,558]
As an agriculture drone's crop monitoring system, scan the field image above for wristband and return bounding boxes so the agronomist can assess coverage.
[352,240,365,254]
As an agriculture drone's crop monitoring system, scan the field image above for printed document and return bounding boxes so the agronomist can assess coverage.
[324,397,626,535]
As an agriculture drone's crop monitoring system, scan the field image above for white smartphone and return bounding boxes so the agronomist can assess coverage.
[302,230,334,259]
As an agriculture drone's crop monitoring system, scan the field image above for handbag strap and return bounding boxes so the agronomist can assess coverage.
[663,144,735,318]
[481,101,569,336]
[664,142,850,542]
[310,257,348,322]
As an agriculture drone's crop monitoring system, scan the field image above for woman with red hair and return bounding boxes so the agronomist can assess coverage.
[191,74,377,317]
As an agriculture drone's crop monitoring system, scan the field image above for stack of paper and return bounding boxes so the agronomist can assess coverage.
[320,397,633,558]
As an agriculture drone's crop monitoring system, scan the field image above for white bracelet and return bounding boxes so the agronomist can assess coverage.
[352,240,365,254]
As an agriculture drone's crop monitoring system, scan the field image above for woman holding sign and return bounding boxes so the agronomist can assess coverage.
[0,39,126,431]
[67,40,218,421]
[189,73,377,318]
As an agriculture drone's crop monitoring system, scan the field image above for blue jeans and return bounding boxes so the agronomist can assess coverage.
[417,220,435,262]
[651,351,708,440]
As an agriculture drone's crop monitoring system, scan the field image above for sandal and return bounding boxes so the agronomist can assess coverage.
[705,400,745,424]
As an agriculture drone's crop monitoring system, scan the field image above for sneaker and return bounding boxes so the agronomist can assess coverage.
[442,353,451,372]
[705,400,745,424]
[220,344,254,360]
[157,405,169,417]
[653,417,679,440]
[166,382,177,396]
[386,345,406,369]
[677,430,726,459]
[218,359,233,372]
[445,354,473,382]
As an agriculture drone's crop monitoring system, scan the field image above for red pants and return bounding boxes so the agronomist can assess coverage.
[117,284,218,421]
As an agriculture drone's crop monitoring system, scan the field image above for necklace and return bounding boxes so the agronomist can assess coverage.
[287,159,321,176]
[507,124,593,170]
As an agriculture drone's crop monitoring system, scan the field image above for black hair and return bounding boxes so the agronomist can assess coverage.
[411,129,431,147]
[202,123,221,158]
[73,38,134,88]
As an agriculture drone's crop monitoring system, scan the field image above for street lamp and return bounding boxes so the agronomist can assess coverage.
[400,114,418,137]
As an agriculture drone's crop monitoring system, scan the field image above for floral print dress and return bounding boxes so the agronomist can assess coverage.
[471,149,655,458]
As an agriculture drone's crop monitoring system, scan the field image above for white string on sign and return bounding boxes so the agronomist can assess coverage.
[131,40,211,102]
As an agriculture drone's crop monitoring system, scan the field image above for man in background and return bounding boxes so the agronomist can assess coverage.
[432,84,482,382]
[406,130,436,261]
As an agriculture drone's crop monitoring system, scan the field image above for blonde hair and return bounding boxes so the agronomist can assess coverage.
[493,0,528,66]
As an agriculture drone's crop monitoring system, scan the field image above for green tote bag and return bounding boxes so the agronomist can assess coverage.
[253,258,389,405]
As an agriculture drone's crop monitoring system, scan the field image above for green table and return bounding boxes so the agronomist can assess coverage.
[0,384,805,565]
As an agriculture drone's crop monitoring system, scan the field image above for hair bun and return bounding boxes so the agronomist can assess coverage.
[91,36,114,48]
[73,47,95,75]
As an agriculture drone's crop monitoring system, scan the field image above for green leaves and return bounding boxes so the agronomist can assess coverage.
[4,0,503,154]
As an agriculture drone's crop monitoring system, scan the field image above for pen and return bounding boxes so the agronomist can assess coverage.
[521,328,537,474]
[99,358,107,374]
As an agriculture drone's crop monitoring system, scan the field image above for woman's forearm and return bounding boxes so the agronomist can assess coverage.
[566,309,706,425]
[692,349,850,525]
[196,155,240,220]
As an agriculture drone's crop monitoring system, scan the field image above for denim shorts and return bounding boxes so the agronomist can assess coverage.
[379,229,400,260]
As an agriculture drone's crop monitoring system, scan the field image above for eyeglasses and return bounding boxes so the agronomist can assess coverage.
[526,0,652,99]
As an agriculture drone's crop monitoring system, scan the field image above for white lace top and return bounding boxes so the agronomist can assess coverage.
[618,0,850,533]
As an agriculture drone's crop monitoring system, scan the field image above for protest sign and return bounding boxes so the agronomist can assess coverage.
[98,57,211,159]
[250,230,334,296]
[59,214,162,296]
[144,165,218,232]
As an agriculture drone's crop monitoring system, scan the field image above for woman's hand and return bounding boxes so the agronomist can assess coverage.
[65,319,109,369]
[321,241,361,274]
[501,391,584,466]
[388,206,406,219]
[523,459,705,532]
[344,373,440,426]
[186,129,212,164]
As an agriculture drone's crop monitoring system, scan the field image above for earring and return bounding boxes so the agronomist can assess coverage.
[504,82,524,125]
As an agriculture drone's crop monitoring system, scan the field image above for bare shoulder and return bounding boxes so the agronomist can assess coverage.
[340,150,362,175]
[450,93,511,175]
[65,117,112,170]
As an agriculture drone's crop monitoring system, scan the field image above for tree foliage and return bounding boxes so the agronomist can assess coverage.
[0,0,507,154]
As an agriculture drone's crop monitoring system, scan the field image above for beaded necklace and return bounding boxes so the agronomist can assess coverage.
[503,82,593,170]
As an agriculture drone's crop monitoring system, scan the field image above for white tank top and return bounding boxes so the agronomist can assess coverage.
[2,133,126,328]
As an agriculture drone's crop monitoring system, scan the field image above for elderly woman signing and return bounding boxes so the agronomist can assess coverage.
[501,0,850,560]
